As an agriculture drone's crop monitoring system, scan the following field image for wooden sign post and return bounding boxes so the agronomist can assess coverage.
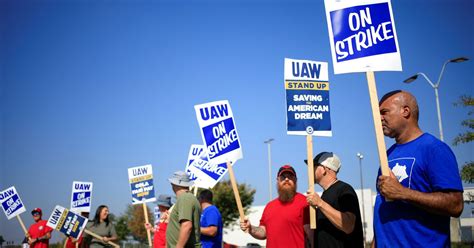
[84,229,120,248]
[16,215,28,234]
[306,135,317,229]
[366,71,390,176]
[323,0,402,177]
[193,185,198,196]
[226,162,245,222]
[142,203,152,247]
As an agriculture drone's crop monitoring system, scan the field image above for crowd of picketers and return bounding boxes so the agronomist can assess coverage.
[23,90,464,248]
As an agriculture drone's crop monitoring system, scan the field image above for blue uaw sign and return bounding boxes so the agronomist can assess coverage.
[185,144,206,181]
[194,100,243,165]
[284,58,332,136]
[0,186,26,220]
[70,181,93,213]
[185,144,211,188]
[324,0,402,74]
[185,144,209,188]
[188,147,228,189]
[128,164,156,204]
[46,205,88,239]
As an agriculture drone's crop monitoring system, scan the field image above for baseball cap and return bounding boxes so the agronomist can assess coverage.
[156,194,173,208]
[31,208,42,215]
[305,152,341,173]
[277,165,297,178]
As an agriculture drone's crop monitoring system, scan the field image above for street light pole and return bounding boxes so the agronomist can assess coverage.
[264,138,274,201]
[356,153,366,244]
[403,56,469,141]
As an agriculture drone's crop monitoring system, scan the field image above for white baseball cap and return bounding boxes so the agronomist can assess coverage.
[306,152,342,173]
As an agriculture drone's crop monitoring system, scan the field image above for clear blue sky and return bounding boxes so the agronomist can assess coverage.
[1,0,473,243]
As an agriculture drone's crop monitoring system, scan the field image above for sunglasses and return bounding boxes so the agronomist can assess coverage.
[32,212,41,216]
[278,174,296,181]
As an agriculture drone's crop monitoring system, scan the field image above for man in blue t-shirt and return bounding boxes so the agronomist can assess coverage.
[373,90,464,247]
[198,189,223,248]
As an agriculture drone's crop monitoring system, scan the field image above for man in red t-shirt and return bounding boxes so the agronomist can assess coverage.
[240,165,310,248]
[27,208,53,248]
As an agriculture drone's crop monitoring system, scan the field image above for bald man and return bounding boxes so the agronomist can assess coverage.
[373,90,463,247]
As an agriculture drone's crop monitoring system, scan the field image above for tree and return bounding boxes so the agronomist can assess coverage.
[123,204,154,243]
[453,95,473,183]
[0,235,4,248]
[211,179,256,227]
[115,214,131,241]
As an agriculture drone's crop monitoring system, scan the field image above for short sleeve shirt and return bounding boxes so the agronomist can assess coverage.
[260,193,309,248]
[374,133,463,247]
[200,205,223,248]
[28,220,53,248]
[166,192,202,248]
[315,181,364,248]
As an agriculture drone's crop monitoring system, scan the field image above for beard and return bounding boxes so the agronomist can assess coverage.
[277,181,297,202]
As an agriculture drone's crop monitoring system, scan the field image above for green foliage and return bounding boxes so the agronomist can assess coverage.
[453,95,474,183]
[460,162,474,184]
[123,204,154,243]
[211,179,256,227]
[115,214,131,241]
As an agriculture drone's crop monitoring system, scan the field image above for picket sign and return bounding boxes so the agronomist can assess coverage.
[306,135,316,229]
[194,100,245,223]
[168,205,175,216]
[324,0,400,177]
[284,58,333,229]
[70,181,93,214]
[0,186,28,234]
[83,229,120,248]
[127,164,155,247]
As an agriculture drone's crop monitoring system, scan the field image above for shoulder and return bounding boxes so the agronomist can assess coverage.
[178,192,194,201]
[29,221,38,229]
[416,133,455,159]
[264,198,280,209]
[330,181,357,197]
[203,206,221,218]
[409,133,450,150]
[178,193,199,206]
[38,220,49,227]
[294,193,308,203]
[294,193,309,209]
[209,205,220,214]
[338,181,355,191]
